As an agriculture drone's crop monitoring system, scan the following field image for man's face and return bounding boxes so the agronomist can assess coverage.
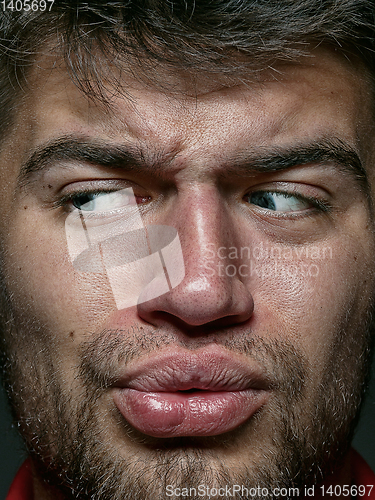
[0,49,375,499]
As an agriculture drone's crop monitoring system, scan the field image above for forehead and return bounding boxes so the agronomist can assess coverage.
[6,48,375,176]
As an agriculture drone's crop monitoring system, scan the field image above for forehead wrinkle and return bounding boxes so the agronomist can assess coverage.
[26,49,364,156]
[11,46,374,200]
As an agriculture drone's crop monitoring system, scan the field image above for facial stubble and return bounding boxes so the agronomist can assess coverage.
[1,304,374,500]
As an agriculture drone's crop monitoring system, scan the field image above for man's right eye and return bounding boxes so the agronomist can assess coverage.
[72,190,137,212]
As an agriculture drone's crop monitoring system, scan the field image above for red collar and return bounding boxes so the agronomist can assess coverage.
[6,459,34,500]
[351,449,375,496]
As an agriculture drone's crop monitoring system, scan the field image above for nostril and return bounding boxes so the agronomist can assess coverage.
[136,254,255,328]
[207,313,253,328]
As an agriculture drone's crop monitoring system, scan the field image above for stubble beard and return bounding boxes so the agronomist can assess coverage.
[1,305,373,500]
[42,332,310,500]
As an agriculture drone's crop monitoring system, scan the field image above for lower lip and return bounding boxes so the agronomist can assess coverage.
[113,388,267,437]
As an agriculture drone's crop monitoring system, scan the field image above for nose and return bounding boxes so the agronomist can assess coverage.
[136,186,254,329]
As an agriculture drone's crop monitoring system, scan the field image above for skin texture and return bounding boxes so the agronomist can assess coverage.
[0,48,375,499]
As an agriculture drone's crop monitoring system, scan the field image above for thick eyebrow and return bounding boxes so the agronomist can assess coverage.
[17,136,161,188]
[225,138,370,196]
[18,135,370,197]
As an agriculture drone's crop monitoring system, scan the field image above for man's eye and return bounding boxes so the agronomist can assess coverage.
[247,191,312,212]
[72,190,137,212]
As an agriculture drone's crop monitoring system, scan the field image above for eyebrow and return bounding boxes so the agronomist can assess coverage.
[17,135,370,197]
[18,136,161,188]
[225,138,369,195]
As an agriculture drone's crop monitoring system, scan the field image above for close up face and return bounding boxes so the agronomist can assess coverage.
[0,48,375,499]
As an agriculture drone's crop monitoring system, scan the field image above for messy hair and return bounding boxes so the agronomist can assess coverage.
[0,0,374,135]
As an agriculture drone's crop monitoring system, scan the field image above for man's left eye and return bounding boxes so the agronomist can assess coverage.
[246,191,312,212]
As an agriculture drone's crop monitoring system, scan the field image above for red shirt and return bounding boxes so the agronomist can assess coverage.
[6,460,33,500]
[351,450,375,498]
[6,450,375,499]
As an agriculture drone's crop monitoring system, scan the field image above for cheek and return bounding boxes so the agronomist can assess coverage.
[250,235,374,372]
[3,211,119,341]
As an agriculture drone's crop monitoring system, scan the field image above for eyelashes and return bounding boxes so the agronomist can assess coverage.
[71,190,137,212]
[53,188,151,214]
[52,185,331,221]
[244,190,331,215]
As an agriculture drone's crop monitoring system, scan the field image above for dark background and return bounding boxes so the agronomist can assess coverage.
[1,357,375,498]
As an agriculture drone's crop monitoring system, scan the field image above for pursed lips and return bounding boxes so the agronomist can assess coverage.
[112,348,271,438]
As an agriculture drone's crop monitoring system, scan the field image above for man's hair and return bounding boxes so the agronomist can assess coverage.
[0,0,375,137]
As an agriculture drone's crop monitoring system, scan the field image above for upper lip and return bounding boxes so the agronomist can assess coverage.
[113,346,270,392]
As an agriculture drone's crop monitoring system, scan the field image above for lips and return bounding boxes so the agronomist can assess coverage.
[112,348,270,438]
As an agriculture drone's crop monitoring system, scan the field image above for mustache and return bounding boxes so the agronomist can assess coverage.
[78,326,307,398]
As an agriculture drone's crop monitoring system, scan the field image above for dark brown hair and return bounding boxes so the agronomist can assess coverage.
[0,1,374,136]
